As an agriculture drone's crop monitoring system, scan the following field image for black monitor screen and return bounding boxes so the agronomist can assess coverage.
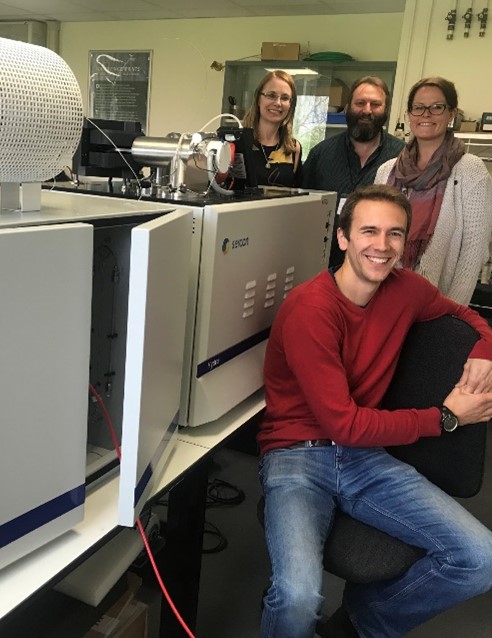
[73,118,144,179]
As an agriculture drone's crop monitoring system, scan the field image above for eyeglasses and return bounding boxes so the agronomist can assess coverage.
[260,91,292,104]
[408,103,449,116]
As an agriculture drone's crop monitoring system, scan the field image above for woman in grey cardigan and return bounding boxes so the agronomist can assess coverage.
[375,77,492,305]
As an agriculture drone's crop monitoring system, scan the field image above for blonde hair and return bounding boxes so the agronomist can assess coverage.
[242,70,298,155]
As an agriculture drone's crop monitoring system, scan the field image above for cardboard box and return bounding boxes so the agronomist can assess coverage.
[459,120,478,132]
[315,80,350,109]
[85,600,148,638]
[113,601,147,638]
[84,574,147,638]
[261,42,300,61]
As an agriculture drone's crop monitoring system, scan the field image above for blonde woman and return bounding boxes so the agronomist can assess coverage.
[242,70,302,187]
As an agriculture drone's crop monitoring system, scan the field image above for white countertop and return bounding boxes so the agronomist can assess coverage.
[0,189,182,228]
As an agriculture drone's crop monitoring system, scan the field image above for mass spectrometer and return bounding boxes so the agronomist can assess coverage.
[69,126,338,512]
[70,119,338,433]
[0,83,335,571]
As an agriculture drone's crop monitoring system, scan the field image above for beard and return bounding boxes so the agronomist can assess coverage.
[346,109,388,142]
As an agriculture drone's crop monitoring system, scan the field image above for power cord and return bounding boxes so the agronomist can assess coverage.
[202,521,228,554]
[206,478,245,508]
[89,384,197,638]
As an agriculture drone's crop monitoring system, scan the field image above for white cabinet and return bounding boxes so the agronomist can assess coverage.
[0,222,93,570]
[0,191,192,567]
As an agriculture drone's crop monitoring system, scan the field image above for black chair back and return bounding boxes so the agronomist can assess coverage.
[323,315,488,584]
[382,315,487,497]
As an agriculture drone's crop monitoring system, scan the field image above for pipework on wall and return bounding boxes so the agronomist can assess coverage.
[462,6,473,36]
[477,7,489,36]
[445,8,457,39]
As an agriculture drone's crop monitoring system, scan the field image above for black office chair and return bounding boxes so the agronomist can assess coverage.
[259,315,488,637]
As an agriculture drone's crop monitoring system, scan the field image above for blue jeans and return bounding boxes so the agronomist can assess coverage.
[259,445,492,638]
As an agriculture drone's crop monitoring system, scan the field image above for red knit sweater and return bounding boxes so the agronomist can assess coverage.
[258,269,492,455]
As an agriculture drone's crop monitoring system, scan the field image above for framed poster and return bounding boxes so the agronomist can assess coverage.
[89,51,152,132]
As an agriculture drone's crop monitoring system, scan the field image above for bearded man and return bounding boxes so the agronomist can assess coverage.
[303,76,404,266]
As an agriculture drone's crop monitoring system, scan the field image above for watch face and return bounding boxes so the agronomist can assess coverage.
[442,409,459,432]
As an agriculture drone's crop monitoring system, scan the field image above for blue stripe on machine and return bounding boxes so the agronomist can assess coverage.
[196,327,271,379]
[133,412,179,507]
[134,464,153,507]
[0,485,85,548]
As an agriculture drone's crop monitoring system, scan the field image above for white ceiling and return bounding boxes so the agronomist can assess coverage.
[0,0,406,23]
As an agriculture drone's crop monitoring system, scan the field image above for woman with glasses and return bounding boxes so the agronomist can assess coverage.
[242,70,302,187]
[375,76,492,305]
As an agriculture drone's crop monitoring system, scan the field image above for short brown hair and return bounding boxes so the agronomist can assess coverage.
[339,184,412,239]
[407,77,458,111]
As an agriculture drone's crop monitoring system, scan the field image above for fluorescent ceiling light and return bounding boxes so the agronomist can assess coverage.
[264,67,319,76]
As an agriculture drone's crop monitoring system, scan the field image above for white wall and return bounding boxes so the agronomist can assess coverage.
[424,0,492,121]
[59,13,403,136]
[390,0,492,132]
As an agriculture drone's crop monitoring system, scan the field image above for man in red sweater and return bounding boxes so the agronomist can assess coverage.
[258,184,492,638]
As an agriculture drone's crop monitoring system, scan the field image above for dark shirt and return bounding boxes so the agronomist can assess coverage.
[302,130,404,265]
[249,141,303,188]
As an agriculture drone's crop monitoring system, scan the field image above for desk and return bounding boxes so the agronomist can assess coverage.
[0,391,265,636]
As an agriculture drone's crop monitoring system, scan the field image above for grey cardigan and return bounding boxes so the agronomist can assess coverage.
[375,153,492,305]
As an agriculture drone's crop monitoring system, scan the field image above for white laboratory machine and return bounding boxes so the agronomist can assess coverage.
[179,191,336,428]
[0,186,335,568]
[0,190,193,569]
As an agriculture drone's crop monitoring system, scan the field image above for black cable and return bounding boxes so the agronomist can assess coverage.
[206,478,245,508]
[153,479,244,554]
[154,478,245,510]
[202,521,228,554]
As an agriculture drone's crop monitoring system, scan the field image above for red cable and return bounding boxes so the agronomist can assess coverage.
[89,384,197,638]
[89,384,122,459]
[135,519,195,638]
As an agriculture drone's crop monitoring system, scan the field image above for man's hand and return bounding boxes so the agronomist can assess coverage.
[444,385,492,426]
[455,358,492,394]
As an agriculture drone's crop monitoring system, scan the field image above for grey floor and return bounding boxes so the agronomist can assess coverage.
[196,426,492,638]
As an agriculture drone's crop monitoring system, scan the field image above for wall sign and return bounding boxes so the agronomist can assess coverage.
[88,50,152,132]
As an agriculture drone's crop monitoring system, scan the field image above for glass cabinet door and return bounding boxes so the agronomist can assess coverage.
[222,60,397,156]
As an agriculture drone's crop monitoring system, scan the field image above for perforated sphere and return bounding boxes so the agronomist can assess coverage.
[0,37,83,182]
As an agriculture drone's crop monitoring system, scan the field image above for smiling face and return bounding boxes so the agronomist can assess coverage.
[345,83,388,142]
[258,77,293,127]
[408,85,456,145]
[337,199,407,301]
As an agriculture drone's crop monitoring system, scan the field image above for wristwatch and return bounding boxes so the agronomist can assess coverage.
[440,406,459,432]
